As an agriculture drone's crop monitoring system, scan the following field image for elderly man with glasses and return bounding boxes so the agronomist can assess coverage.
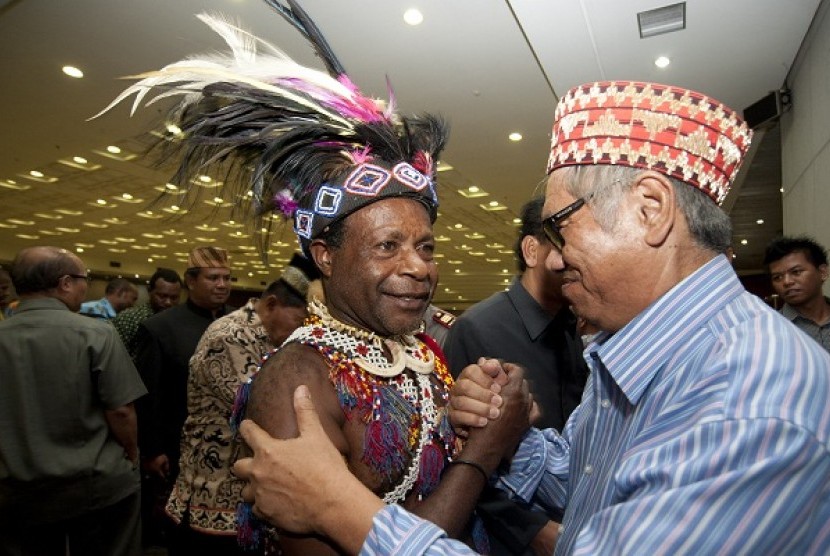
[233,81,830,555]
[0,246,146,556]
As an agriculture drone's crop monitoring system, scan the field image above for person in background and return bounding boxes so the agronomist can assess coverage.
[80,276,139,320]
[764,235,830,352]
[134,246,232,547]
[444,196,589,555]
[234,81,830,555]
[0,268,16,319]
[113,267,183,359]
[0,247,146,556]
[166,254,318,556]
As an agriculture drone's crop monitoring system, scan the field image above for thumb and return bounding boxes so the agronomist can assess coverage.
[293,384,325,439]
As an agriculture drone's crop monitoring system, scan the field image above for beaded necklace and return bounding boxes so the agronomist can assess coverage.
[284,300,457,503]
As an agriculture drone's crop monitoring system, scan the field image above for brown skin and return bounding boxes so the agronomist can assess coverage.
[186,267,231,313]
[0,269,13,309]
[109,286,138,313]
[148,278,182,313]
[244,198,533,554]
[13,248,91,313]
[769,251,830,325]
[520,234,566,316]
[236,361,532,556]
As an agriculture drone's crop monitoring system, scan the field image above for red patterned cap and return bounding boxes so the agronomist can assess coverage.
[547,81,753,204]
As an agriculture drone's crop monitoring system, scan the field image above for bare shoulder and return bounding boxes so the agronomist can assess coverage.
[247,342,344,439]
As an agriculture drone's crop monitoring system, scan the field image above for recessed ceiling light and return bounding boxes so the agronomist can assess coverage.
[77,248,84,253]
[166,124,182,135]
[73,156,87,164]
[199,175,212,183]
[508,132,523,142]
[454,223,463,229]
[779,187,784,193]
[62,65,83,78]
[756,219,765,225]
[29,170,44,178]
[122,193,133,200]
[106,145,121,154]
[740,239,748,245]
[469,186,479,193]
[96,199,107,205]
[512,218,521,224]
[654,56,671,69]
[403,8,423,25]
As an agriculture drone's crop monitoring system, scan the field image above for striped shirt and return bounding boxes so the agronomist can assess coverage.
[362,255,830,555]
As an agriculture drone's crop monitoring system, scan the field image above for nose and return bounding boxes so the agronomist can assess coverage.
[399,247,431,280]
[545,245,566,271]
[782,272,795,286]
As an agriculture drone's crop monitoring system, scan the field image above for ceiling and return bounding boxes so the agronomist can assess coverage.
[0,0,820,311]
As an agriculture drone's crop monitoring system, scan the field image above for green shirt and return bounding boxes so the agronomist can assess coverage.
[0,297,147,523]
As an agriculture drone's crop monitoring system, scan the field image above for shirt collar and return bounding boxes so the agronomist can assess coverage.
[781,297,830,324]
[506,278,555,340]
[591,255,745,405]
[15,297,71,313]
[186,297,229,320]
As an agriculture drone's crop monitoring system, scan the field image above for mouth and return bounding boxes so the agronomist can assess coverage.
[384,291,430,308]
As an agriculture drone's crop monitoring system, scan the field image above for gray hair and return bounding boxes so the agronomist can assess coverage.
[555,165,731,253]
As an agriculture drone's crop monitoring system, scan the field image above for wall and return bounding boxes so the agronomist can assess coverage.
[780,0,830,293]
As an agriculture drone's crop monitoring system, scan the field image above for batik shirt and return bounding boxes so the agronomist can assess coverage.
[361,255,830,555]
[166,299,273,534]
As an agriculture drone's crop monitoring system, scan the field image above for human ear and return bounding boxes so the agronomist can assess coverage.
[521,235,540,268]
[820,264,829,282]
[631,171,676,247]
[309,240,334,279]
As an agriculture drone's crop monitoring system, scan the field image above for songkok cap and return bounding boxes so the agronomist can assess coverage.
[547,81,753,204]
[279,253,321,299]
[187,246,229,269]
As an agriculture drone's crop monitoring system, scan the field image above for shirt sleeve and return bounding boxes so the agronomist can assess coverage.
[360,505,478,556]
[568,418,830,555]
[496,426,571,511]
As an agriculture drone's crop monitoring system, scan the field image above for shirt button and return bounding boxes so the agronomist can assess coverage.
[584,464,594,475]
[601,399,611,409]
[558,524,565,535]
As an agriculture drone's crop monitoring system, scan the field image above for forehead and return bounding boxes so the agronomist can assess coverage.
[346,198,432,239]
[198,267,231,277]
[771,251,813,270]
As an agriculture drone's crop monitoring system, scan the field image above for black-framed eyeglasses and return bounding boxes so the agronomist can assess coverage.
[542,198,586,250]
[65,274,90,283]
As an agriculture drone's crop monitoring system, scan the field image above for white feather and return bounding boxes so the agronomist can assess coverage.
[91,13,361,128]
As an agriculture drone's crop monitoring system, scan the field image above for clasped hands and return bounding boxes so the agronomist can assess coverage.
[231,358,536,538]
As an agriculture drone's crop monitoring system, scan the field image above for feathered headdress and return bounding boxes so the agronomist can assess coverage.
[94,0,449,257]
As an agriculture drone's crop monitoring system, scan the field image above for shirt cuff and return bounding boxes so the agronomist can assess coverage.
[361,505,447,556]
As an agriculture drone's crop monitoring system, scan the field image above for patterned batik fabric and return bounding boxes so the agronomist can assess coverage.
[166,299,273,535]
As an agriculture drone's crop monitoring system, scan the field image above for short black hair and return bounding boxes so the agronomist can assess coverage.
[763,236,828,270]
[149,267,183,290]
[513,197,546,273]
[262,279,306,308]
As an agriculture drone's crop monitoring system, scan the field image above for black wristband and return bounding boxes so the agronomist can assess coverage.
[445,458,490,485]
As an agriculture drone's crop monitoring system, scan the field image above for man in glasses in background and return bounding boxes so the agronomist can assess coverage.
[0,246,146,555]
[233,81,830,554]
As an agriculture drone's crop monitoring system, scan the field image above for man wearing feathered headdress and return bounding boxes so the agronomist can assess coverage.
[97,2,532,554]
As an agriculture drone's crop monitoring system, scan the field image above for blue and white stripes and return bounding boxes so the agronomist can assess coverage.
[362,256,830,555]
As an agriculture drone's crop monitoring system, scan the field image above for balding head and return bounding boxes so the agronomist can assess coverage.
[11,247,88,311]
